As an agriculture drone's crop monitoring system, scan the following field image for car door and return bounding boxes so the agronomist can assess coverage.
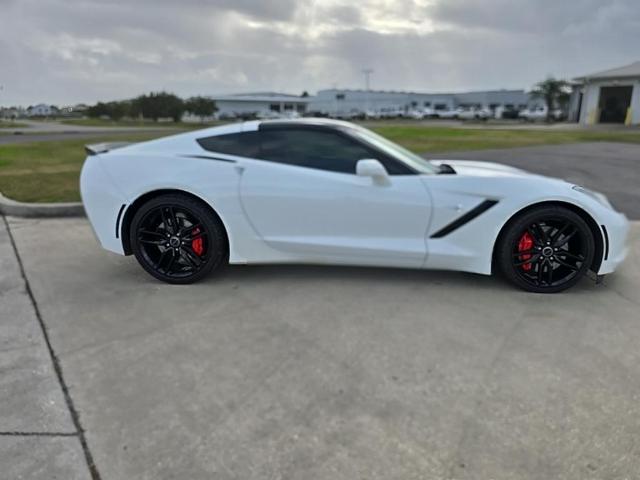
[237,126,432,268]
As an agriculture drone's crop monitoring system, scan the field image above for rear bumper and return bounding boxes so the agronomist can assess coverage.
[80,155,127,255]
[597,211,629,275]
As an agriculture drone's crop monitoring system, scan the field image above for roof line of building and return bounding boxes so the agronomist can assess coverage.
[316,88,529,96]
[574,60,640,82]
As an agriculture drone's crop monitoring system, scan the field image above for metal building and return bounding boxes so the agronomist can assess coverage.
[208,92,310,118]
[569,61,640,125]
[308,88,537,117]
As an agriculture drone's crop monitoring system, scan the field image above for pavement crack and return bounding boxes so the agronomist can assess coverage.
[2,215,102,480]
[610,287,640,307]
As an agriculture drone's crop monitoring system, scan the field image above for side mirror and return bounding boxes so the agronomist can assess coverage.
[356,159,390,185]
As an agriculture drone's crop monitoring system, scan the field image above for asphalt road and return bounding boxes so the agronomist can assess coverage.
[0,119,191,144]
[425,142,640,220]
[2,215,639,480]
[0,130,182,145]
[1,119,183,134]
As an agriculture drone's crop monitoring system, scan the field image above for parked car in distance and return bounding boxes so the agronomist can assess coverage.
[332,110,364,120]
[364,110,380,119]
[407,107,436,119]
[256,110,282,120]
[378,107,404,119]
[495,106,521,120]
[216,112,238,121]
[458,107,491,120]
[519,106,564,122]
[434,108,463,119]
[280,110,301,119]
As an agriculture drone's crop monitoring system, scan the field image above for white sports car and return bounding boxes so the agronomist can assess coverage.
[80,119,628,292]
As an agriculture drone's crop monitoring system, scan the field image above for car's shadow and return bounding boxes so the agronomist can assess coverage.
[202,263,602,296]
[115,256,604,296]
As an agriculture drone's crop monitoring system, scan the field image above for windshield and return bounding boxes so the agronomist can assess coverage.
[346,125,440,174]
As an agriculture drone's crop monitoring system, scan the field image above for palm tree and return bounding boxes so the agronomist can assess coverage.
[531,77,570,122]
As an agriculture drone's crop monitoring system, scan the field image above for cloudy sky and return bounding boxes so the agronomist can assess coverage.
[1,0,639,105]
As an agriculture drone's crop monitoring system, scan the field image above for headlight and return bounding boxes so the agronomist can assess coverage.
[572,185,613,209]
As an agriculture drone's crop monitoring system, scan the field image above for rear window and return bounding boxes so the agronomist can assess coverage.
[196,132,261,158]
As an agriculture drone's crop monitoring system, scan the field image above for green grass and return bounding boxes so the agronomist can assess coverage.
[1,125,640,203]
[371,125,640,153]
[0,133,166,202]
[61,118,220,128]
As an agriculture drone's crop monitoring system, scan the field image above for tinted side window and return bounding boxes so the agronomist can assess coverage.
[259,129,374,174]
[198,128,413,175]
[197,132,261,158]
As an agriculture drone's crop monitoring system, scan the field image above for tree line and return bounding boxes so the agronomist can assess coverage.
[87,92,217,122]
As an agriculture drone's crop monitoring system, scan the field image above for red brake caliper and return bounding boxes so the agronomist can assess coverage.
[191,227,204,256]
[518,232,534,271]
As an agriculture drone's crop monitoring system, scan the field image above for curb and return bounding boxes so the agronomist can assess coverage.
[0,192,85,218]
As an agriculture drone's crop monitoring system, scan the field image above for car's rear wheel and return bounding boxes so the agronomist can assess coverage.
[497,206,595,293]
[129,194,227,284]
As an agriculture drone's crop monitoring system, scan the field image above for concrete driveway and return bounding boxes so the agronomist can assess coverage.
[2,214,639,480]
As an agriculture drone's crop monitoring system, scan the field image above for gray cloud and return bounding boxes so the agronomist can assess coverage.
[429,0,640,34]
[1,0,639,105]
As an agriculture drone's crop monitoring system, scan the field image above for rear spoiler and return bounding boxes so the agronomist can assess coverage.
[85,142,132,156]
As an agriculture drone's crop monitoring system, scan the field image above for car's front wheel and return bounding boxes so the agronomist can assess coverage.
[129,194,227,284]
[497,206,595,293]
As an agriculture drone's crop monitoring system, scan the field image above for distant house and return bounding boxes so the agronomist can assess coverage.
[0,107,25,119]
[27,104,58,117]
[569,61,640,125]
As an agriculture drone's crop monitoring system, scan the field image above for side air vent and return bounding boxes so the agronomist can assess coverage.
[430,200,499,239]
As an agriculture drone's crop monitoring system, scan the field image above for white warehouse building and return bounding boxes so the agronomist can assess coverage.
[308,89,454,116]
[569,61,640,125]
[208,92,310,118]
[308,88,539,117]
[205,88,546,120]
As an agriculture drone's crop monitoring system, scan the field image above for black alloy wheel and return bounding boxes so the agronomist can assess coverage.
[497,206,595,293]
[129,194,227,284]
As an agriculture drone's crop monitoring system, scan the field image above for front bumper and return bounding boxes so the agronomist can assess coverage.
[597,210,629,275]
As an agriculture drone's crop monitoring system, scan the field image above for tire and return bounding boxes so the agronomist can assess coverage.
[496,206,595,293]
[129,193,228,284]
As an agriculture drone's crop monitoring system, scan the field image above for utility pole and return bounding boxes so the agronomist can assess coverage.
[362,68,373,90]
[362,68,373,117]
